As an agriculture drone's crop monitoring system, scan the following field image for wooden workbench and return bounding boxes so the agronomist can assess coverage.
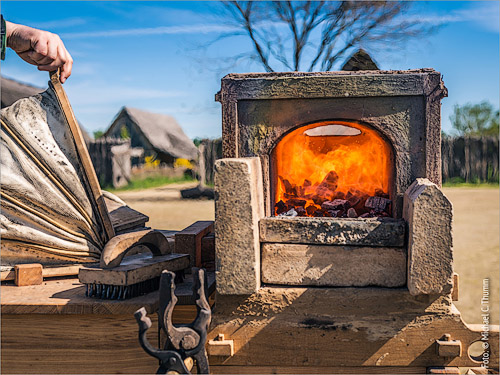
[1,276,214,374]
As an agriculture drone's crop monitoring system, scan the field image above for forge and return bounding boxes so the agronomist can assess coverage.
[209,70,499,373]
[272,120,393,218]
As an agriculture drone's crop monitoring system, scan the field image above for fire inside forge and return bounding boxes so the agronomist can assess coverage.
[273,121,393,218]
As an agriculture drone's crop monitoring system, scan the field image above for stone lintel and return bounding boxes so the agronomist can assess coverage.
[261,243,406,287]
[215,157,264,295]
[403,178,453,296]
[220,69,442,100]
[259,217,405,247]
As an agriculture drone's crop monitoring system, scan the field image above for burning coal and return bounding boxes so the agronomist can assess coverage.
[273,121,393,218]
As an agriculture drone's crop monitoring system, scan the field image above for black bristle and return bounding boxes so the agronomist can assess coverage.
[84,277,163,300]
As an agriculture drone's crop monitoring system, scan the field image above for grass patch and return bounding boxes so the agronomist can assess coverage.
[443,177,499,188]
[106,175,196,192]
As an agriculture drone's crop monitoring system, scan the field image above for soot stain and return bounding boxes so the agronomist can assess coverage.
[300,318,353,331]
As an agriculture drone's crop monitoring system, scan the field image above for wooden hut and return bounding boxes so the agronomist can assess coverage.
[104,107,198,165]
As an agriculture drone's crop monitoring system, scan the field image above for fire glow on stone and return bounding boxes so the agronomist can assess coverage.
[273,121,393,218]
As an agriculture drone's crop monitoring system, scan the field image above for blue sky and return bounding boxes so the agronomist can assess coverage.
[1,1,499,138]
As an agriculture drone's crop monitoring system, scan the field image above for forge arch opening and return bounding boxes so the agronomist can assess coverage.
[271,120,394,218]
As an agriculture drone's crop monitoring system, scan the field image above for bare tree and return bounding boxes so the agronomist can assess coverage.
[217,1,433,72]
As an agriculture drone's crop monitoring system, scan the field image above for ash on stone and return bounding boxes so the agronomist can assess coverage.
[279,208,298,217]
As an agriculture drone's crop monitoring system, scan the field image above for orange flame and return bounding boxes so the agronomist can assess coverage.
[273,121,393,217]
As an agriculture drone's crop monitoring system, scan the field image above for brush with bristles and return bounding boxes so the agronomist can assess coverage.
[78,253,189,300]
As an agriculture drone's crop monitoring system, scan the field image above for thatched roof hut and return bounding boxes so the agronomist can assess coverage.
[1,76,44,108]
[104,107,198,164]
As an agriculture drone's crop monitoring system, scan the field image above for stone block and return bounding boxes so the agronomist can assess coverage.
[403,178,453,295]
[215,158,264,295]
[260,217,405,247]
[261,243,406,287]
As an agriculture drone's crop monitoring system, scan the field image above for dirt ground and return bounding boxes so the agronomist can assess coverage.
[116,184,499,325]
[443,187,499,325]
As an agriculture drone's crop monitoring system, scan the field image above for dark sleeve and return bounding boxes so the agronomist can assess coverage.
[1,15,6,60]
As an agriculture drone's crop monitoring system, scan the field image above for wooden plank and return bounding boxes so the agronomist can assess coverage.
[1,271,215,314]
[2,264,85,281]
[79,253,189,286]
[260,217,405,247]
[209,287,499,368]
[49,70,115,242]
[1,278,159,315]
[1,290,215,374]
[14,264,43,286]
[78,254,189,285]
[105,196,149,234]
[175,221,214,268]
[211,366,427,374]
[452,273,459,301]
[1,313,158,374]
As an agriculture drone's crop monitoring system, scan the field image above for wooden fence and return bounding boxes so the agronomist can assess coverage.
[442,136,499,183]
[88,136,498,188]
[199,138,223,185]
[199,136,499,185]
[88,138,143,188]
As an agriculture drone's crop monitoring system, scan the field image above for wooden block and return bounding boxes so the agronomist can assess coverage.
[452,273,459,301]
[259,217,405,247]
[201,232,215,271]
[100,229,172,269]
[427,367,460,374]
[207,334,234,357]
[465,368,489,375]
[79,253,189,286]
[436,335,462,357]
[106,198,149,234]
[14,264,42,286]
[175,221,214,268]
[201,232,215,263]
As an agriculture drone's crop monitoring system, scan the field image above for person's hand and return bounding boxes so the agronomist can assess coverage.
[5,21,73,83]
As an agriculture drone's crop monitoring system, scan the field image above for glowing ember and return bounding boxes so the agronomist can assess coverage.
[273,121,393,218]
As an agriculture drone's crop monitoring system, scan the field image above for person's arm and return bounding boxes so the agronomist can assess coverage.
[3,18,73,83]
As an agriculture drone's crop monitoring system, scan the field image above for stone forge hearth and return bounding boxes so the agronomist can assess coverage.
[214,69,451,294]
[272,120,393,219]
[208,70,499,371]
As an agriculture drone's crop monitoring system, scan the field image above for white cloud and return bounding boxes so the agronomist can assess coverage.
[29,17,87,30]
[407,2,499,33]
[61,24,239,39]
[457,2,500,33]
[65,83,187,107]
